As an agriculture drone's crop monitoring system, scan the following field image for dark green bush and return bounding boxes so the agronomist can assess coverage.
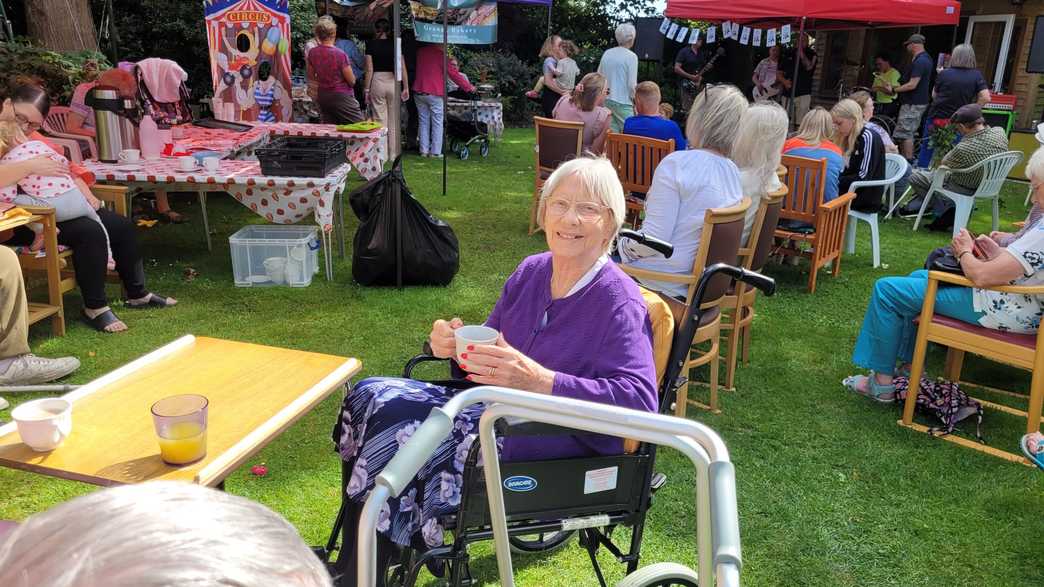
[457,49,538,125]
[0,42,109,104]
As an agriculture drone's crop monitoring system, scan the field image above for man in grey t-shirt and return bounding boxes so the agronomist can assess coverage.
[597,23,639,133]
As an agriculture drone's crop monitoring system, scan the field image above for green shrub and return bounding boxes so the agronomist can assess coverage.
[0,42,109,104]
[457,49,539,125]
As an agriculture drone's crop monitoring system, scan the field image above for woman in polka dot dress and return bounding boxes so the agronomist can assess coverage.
[0,104,112,267]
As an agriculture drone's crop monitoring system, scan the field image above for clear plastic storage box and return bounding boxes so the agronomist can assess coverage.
[229,225,320,287]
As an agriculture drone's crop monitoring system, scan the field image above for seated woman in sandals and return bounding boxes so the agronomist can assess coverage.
[331,157,658,578]
[0,84,176,333]
[844,146,1044,401]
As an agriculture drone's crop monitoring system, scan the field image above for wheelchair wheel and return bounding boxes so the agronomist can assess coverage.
[459,146,470,160]
[616,562,699,587]
[480,141,490,158]
[508,530,575,554]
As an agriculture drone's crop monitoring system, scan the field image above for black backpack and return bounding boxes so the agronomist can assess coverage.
[349,156,460,286]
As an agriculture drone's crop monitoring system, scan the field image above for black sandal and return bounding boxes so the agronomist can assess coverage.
[124,293,177,309]
[82,308,125,333]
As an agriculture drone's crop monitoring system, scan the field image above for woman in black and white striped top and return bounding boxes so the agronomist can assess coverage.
[832,98,886,213]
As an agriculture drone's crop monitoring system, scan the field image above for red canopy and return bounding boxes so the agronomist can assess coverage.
[664,0,961,29]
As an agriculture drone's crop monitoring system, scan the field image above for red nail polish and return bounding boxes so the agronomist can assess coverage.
[460,364,467,370]
[461,353,468,359]
[467,345,474,351]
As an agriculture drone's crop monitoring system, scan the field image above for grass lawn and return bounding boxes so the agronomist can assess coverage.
[2,128,1043,586]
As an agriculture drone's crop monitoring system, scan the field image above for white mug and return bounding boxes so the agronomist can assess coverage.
[202,157,220,173]
[12,398,72,452]
[177,155,197,171]
[284,257,304,284]
[118,149,141,163]
[454,325,499,362]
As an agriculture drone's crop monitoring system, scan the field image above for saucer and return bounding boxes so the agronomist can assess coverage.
[114,164,143,172]
[176,165,201,173]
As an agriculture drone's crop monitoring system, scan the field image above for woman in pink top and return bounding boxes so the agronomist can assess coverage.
[413,43,475,157]
[553,73,612,155]
[306,16,362,124]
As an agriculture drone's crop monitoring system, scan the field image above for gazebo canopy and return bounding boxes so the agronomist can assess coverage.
[664,0,961,30]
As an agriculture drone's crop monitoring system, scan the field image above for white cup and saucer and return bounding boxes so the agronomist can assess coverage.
[12,398,73,452]
[115,149,143,172]
[176,155,200,172]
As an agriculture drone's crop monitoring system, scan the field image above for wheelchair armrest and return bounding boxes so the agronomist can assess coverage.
[495,418,580,438]
[402,353,451,378]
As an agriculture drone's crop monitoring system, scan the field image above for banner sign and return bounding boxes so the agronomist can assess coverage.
[410,0,498,45]
[204,0,292,123]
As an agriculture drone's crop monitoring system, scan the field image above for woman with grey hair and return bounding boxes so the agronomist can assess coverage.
[918,43,991,166]
[331,156,657,577]
[597,22,639,132]
[307,15,363,124]
[733,101,789,242]
[618,84,748,299]
[0,481,331,586]
[845,145,1044,401]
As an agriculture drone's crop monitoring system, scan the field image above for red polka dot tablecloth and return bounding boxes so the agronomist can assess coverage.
[83,159,350,232]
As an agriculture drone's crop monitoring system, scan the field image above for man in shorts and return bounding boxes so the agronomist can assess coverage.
[891,34,934,161]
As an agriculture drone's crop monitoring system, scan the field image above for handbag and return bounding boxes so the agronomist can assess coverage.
[924,246,964,274]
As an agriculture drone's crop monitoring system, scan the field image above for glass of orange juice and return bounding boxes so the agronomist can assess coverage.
[151,394,208,465]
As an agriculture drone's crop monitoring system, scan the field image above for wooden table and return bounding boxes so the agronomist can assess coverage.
[2,206,63,336]
[0,335,360,487]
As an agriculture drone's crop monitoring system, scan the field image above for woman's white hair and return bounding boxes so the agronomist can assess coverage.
[949,43,977,69]
[538,157,625,252]
[733,101,789,193]
[0,481,332,587]
[615,23,636,46]
[686,84,749,157]
[1026,145,1044,183]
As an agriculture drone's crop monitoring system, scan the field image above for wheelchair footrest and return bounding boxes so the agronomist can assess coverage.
[650,472,667,492]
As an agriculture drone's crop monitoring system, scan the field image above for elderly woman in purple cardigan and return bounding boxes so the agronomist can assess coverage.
[332,157,658,573]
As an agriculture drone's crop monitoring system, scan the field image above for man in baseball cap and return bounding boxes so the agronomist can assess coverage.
[904,33,926,47]
[901,102,1009,230]
[891,33,934,160]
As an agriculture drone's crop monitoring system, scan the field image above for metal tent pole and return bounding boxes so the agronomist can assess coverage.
[787,17,806,127]
[442,0,449,196]
[394,0,403,289]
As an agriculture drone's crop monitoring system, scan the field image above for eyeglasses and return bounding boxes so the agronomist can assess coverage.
[15,113,41,132]
[546,198,607,221]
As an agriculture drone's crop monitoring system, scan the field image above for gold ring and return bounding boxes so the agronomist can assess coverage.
[490,366,496,377]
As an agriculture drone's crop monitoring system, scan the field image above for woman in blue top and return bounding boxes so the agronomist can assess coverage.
[782,107,844,202]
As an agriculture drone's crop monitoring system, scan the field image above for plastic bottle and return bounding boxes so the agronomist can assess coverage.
[139,115,162,160]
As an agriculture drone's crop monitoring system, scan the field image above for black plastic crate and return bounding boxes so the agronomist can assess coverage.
[256,136,347,177]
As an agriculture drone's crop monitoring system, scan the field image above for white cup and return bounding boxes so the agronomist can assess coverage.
[118,149,141,163]
[202,157,220,173]
[177,155,197,171]
[263,257,287,285]
[284,257,304,284]
[454,325,499,361]
[12,398,72,452]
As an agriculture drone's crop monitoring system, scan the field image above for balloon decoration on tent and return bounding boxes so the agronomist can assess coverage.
[204,0,293,123]
[658,16,792,48]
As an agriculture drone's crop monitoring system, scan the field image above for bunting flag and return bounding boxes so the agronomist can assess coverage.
[705,25,715,43]
[675,26,689,41]
[739,26,750,45]
[753,28,762,47]
[689,27,700,44]
[781,24,792,44]
[767,28,777,47]
[654,16,794,49]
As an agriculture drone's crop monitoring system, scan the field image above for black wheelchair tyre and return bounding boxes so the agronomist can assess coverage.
[508,530,576,554]
[459,146,470,160]
[480,141,489,158]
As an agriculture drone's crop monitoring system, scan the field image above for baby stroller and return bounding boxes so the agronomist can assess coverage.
[446,91,491,161]
[318,232,774,586]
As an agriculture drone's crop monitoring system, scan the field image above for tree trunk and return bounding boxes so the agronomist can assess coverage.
[26,0,98,52]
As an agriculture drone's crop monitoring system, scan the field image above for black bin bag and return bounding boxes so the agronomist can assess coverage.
[349,155,460,286]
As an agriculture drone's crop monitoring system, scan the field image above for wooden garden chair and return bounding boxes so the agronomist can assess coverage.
[530,117,583,235]
[18,185,128,306]
[720,185,788,391]
[774,154,855,294]
[900,271,1044,465]
[619,198,750,415]
[603,132,674,228]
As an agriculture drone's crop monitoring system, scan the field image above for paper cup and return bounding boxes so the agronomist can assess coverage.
[12,398,72,452]
[454,325,499,361]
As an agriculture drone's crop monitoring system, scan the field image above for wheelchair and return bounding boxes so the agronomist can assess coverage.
[318,236,774,586]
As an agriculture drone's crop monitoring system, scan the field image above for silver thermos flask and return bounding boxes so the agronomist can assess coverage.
[117,98,139,151]
[88,87,125,163]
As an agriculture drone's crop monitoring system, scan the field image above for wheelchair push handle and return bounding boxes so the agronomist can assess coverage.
[618,229,674,258]
[699,262,776,300]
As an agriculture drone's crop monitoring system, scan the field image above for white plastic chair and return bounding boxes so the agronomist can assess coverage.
[844,155,909,268]
[912,151,1023,237]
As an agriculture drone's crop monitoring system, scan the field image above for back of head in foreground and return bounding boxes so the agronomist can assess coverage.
[0,481,332,587]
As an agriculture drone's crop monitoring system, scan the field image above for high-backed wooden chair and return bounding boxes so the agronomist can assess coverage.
[900,271,1044,465]
[530,117,583,234]
[42,106,98,160]
[619,198,750,415]
[720,185,788,390]
[774,154,855,294]
[18,185,129,303]
[604,132,674,228]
